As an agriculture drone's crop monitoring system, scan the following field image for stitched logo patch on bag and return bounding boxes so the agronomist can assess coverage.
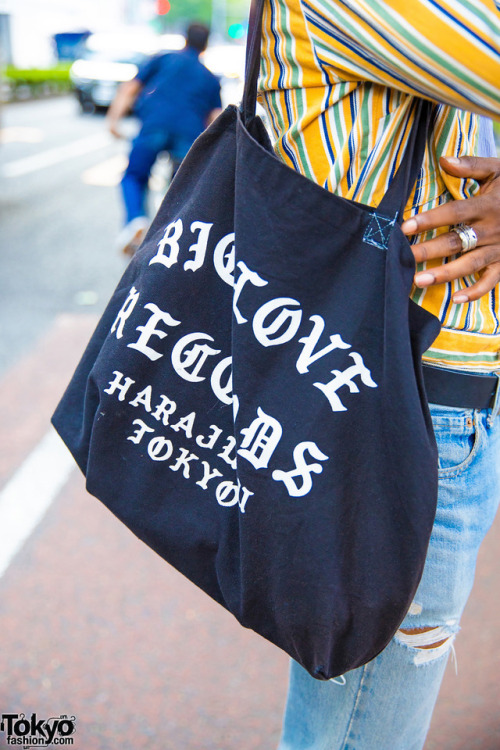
[363,211,397,250]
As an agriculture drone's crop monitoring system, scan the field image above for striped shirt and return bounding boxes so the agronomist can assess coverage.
[258,0,500,372]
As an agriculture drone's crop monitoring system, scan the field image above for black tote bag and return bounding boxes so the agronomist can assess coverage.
[52,0,441,680]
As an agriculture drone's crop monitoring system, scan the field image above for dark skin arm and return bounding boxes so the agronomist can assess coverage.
[401,155,500,304]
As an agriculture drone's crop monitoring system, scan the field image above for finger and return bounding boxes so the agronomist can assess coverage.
[411,227,474,263]
[401,194,484,235]
[402,155,500,236]
[414,248,500,288]
[452,263,500,304]
[412,220,500,263]
[439,155,500,182]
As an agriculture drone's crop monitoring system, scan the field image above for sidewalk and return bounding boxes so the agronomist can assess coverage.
[0,314,498,749]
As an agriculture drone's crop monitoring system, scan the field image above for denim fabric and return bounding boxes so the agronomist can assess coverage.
[121,125,192,224]
[277,404,500,750]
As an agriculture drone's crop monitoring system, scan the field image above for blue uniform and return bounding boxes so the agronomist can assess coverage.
[121,47,222,224]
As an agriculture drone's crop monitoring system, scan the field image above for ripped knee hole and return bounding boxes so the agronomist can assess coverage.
[398,626,450,650]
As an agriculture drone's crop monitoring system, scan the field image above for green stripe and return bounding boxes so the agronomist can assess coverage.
[291,90,316,179]
[447,299,462,329]
[331,94,347,188]
[423,348,500,363]
[455,0,495,30]
[276,0,301,88]
[356,92,380,201]
[268,90,287,146]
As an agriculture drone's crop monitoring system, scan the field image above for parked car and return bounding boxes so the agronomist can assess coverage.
[70,30,184,112]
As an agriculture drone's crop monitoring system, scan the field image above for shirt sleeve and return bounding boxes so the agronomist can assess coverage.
[135,54,164,85]
[306,0,500,118]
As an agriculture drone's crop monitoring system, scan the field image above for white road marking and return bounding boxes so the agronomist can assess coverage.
[2,132,111,177]
[0,126,44,144]
[81,153,127,186]
[0,430,76,579]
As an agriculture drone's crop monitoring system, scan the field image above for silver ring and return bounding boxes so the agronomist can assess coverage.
[451,223,478,254]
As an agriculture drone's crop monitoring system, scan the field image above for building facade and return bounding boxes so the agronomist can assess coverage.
[0,0,154,67]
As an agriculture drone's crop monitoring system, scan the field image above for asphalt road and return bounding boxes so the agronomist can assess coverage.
[0,95,140,377]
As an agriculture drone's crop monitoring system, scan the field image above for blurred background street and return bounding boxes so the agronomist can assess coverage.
[0,0,499,747]
[0,96,126,375]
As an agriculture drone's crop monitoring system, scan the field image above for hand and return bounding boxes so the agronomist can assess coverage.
[107,119,123,139]
[401,155,500,304]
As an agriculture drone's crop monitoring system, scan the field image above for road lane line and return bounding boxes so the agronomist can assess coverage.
[2,132,111,178]
[0,126,44,144]
[81,153,127,186]
[0,429,75,579]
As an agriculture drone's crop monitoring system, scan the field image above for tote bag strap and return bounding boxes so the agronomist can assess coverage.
[241,0,266,125]
[241,0,434,216]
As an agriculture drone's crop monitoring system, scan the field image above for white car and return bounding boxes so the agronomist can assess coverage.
[70,30,184,112]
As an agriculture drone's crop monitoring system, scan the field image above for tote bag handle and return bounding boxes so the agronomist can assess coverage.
[241,0,266,126]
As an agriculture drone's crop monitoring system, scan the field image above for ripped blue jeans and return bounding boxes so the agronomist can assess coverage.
[277,403,500,750]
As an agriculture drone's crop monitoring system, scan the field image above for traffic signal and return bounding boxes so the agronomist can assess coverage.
[157,0,171,14]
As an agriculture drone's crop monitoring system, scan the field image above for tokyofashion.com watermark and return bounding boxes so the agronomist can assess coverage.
[0,713,76,747]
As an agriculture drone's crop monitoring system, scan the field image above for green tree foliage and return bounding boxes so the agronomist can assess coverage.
[164,0,211,25]
[157,0,248,34]
[3,64,72,101]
